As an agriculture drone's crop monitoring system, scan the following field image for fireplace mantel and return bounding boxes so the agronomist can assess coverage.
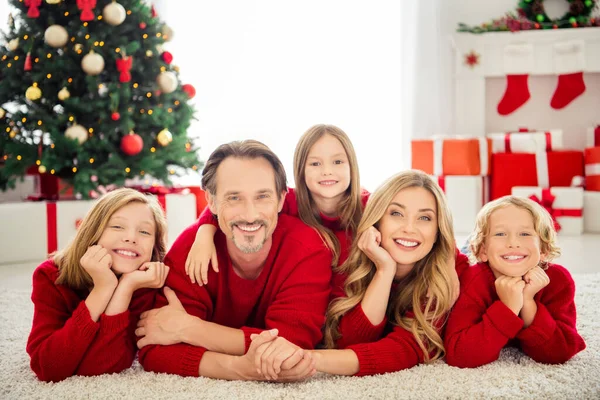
[451,27,600,136]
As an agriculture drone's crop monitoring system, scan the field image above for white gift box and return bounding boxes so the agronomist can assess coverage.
[0,193,198,265]
[511,186,584,235]
[584,191,600,233]
[487,129,563,154]
[434,176,489,234]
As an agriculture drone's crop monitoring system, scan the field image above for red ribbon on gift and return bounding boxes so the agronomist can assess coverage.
[528,188,583,233]
[128,185,190,212]
[437,176,445,192]
[24,0,42,18]
[116,56,133,83]
[594,125,600,147]
[504,131,552,153]
[77,0,96,21]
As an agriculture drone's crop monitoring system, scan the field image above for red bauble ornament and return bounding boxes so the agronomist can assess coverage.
[182,83,196,99]
[161,51,173,64]
[120,132,143,156]
[139,22,147,29]
[111,112,121,121]
[24,52,32,71]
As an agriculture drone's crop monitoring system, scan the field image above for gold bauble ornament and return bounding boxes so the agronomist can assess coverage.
[65,124,89,144]
[156,71,177,93]
[58,87,70,101]
[81,51,105,76]
[38,165,47,173]
[45,0,62,4]
[156,128,173,146]
[26,85,43,101]
[7,38,19,52]
[146,50,153,57]
[162,25,174,41]
[103,1,126,26]
[9,129,18,138]
[0,108,5,118]
[44,25,69,48]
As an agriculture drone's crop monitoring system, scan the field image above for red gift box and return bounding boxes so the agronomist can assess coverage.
[585,147,600,192]
[490,151,584,200]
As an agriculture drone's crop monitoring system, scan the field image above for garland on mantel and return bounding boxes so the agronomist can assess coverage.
[458,0,600,33]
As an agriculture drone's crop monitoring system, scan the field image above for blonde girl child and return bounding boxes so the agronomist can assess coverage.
[444,196,586,368]
[251,170,469,379]
[26,188,170,382]
[185,124,368,298]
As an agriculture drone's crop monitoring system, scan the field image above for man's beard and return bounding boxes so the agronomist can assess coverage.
[230,220,268,253]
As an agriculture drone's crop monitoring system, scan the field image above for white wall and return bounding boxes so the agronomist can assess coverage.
[155,1,405,191]
[441,0,600,144]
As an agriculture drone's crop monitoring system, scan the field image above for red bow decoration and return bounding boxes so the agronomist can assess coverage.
[529,189,561,232]
[24,0,42,18]
[77,0,97,21]
[116,56,133,83]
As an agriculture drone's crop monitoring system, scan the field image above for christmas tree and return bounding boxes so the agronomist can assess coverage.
[0,0,201,199]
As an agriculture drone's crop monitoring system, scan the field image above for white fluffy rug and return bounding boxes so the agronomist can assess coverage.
[2,274,599,400]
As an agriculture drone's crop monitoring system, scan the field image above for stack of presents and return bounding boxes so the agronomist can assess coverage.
[0,179,207,265]
[411,125,600,236]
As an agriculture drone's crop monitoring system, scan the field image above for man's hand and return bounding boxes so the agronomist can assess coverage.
[254,336,301,380]
[136,287,193,348]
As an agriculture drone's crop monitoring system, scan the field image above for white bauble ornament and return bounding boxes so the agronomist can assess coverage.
[65,124,88,144]
[81,51,105,75]
[103,2,126,26]
[58,87,70,101]
[7,38,19,51]
[156,71,177,93]
[44,25,69,48]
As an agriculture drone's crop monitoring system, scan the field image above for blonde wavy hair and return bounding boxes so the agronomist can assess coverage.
[293,124,363,266]
[469,195,561,267]
[323,170,456,362]
[54,188,168,291]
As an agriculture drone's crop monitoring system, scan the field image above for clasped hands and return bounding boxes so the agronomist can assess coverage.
[495,266,550,315]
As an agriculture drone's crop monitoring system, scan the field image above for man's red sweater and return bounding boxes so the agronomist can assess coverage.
[335,250,470,376]
[138,214,332,377]
[444,262,586,368]
[26,260,155,382]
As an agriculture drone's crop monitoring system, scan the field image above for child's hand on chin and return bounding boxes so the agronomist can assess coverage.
[121,262,170,290]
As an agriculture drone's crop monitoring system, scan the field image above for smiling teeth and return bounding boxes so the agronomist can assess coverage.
[238,225,261,232]
[115,250,137,257]
[319,181,337,186]
[503,255,525,260]
[395,239,418,247]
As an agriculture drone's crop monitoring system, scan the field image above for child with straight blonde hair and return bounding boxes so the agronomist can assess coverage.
[185,124,368,298]
[26,188,170,382]
[445,195,586,368]
[251,170,469,379]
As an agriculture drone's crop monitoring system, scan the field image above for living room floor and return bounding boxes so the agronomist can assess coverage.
[1,234,599,291]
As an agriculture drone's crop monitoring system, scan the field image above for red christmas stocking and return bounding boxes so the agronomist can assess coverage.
[550,71,586,109]
[497,74,531,115]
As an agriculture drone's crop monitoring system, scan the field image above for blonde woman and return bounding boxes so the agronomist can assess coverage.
[444,196,586,368]
[252,170,469,378]
[26,188,170,382]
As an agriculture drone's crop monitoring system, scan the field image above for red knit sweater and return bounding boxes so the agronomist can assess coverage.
[138,214,332,377]
[335,249,470,376]
[26,260,155,382]
[444,262,586,368]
